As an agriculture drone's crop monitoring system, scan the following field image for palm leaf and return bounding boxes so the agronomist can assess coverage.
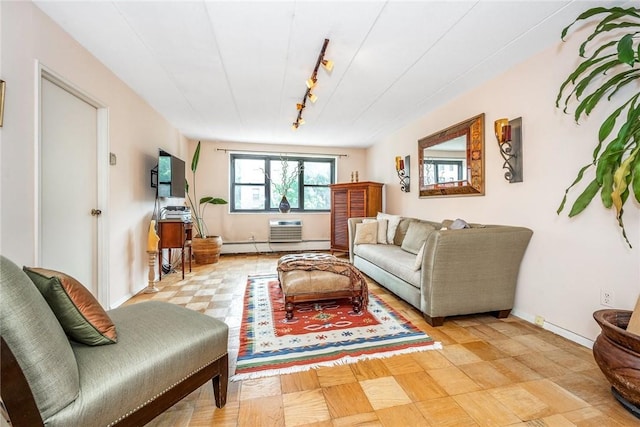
[191,140,201,173]
[580,22,640,56]
[556,54,615,107]
[632,149,640,202]
[618,33,636,65]
[560,7,633,40]
[600,163,614,208]
[568,179,601,217]
[557,163,594,214]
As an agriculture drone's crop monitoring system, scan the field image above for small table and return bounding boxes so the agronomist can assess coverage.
[158,220,192,280]
[277,253,367,320]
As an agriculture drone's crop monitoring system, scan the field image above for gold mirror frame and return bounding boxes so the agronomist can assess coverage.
[418,113,485,197]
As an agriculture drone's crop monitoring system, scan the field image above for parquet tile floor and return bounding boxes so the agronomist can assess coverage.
[126,253,639,426]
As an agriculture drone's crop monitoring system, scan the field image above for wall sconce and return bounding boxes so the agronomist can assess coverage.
[494,117,523,183]
[395,155,410,192]
[292,39,332,130]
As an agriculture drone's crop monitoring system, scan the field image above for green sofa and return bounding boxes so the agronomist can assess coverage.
[348,217,533,326]
[0,256,228,426]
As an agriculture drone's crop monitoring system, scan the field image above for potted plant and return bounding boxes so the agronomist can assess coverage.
[263,157,300,213]
[557,6,640,417]
[556,6,639,248]
[186,141,228,264]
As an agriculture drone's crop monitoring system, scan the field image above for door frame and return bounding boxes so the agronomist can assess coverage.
[35,62,111,307]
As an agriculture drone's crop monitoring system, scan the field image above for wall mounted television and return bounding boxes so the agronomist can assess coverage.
[152,149,186,198]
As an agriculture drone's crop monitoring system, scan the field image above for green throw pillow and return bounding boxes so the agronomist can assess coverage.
[23,267,117,346]
[401,221,436,255]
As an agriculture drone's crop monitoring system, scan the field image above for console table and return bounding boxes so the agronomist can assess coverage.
[158,220,192,280]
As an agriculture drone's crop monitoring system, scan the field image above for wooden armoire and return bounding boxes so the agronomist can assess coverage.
[330,181,383,253]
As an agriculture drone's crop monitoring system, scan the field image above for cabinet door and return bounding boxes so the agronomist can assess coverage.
[348,189,367,218]
[160,222,185,248]
[332,189,349,249]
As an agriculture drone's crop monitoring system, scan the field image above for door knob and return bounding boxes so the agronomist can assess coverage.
[91,209,102,216]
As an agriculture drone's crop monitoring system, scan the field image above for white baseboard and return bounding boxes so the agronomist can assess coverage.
[110,292,134,309]
[221,240,331,254]
[511,308,594,349]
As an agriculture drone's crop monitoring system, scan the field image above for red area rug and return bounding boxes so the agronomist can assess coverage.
[232,274,440,380]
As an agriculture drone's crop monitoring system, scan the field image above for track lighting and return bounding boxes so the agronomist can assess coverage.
[291,38,332,130]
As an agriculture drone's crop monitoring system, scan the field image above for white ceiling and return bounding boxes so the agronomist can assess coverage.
[33,1,619,148]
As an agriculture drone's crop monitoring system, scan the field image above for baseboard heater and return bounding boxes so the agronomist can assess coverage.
[269,219,302,243]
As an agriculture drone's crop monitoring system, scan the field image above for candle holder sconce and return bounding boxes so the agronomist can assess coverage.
[395,155,410,192]
[494,117,523,183]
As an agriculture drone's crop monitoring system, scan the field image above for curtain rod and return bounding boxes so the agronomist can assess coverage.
[216,148,348,158]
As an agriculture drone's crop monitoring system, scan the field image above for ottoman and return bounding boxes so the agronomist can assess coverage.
[277,253,368,320]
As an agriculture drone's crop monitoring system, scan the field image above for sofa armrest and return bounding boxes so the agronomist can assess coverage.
[420,226,533,317]
[347,217,374,263]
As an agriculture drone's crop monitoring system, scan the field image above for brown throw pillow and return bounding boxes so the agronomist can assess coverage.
[23,267,117,345]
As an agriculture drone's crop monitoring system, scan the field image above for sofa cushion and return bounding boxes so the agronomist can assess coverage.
[0,256,80,420]
[45,301,228,427]
[376,212,402,244]
[354,244,421,288]
[414,243,426,271]
[394,218,412,245]
[23,267,117,346]
[354,221,378,244]
[401,221,436,254]
[364,218,388,244]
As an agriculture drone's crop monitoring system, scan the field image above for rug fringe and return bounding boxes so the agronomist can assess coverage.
[230,342,442,381]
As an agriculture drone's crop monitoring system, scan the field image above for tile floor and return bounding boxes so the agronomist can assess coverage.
[126,253,639,427]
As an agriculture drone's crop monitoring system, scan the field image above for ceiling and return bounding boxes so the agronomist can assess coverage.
[33,1,618,148]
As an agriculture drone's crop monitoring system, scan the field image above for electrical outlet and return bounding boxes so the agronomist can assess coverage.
[601,289,614,307]
[534,315,544,327]
[249,233,255,242]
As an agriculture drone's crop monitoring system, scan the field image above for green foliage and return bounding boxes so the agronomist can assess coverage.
[557,6,640,248]
[186,141,228,238]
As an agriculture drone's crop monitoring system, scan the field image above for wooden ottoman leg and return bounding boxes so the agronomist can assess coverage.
[352,295,362,313]
[285,297,295,320]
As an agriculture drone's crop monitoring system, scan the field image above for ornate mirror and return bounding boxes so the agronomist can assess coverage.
[418,113,485,197]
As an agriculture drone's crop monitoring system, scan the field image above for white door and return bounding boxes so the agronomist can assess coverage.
[41,77,99,296]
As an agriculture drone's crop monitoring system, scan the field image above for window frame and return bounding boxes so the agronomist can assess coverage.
[230,153,335,213]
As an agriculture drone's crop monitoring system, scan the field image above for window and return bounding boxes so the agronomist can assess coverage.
[423,159,465,185]
[231,154,335,212]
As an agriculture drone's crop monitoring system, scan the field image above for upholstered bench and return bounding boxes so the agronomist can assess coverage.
[277,253,368,320]
[0,256,229,427]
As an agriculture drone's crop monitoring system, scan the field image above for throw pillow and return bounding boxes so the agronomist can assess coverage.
[401,221,436,255]
[414,242,426,271]
[354,221,378,245]
[376,212,402,244]
[394,218,413,245]
[364,218,389,244]
[23,267,118,346]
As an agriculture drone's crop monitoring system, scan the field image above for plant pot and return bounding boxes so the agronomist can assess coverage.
[593,309,640,418]
[192,236,222,264]
[279,195,291,213]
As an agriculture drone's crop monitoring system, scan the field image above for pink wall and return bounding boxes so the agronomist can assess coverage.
[0,2,184,306]
[367,26,639,343]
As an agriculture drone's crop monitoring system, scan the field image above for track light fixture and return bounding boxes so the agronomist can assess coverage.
[292,38,332,130]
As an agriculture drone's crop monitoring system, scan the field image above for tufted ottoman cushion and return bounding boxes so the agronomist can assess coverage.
[277,253,367,320]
